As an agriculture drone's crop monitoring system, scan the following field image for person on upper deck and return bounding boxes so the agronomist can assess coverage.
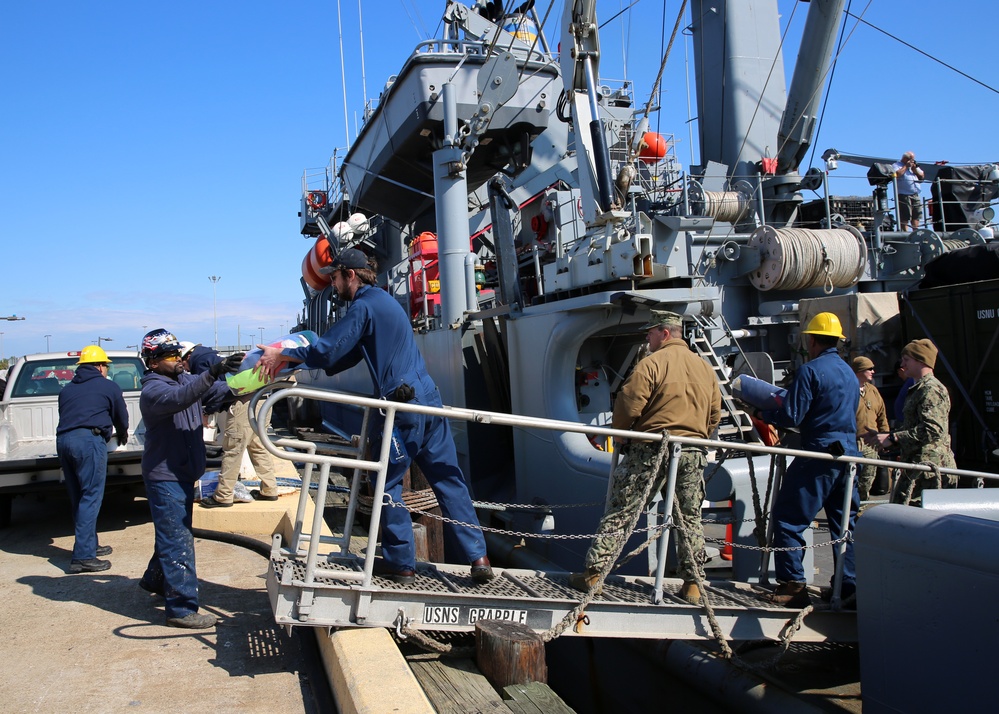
[865,339,956,506]
[893,151,925,231]
[852,356,889,509]
[756,312,860,608]
[56,345,129,574]
[253,248,493,586]
[568,310,721,605]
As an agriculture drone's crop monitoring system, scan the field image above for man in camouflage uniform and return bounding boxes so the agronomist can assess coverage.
[866,339,955,505]
[569,310,721,605]
[852,356,889,507]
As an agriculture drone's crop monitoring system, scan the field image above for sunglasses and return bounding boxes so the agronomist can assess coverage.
[156,354,181,362]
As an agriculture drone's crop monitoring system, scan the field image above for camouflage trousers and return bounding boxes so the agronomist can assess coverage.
[856,443,880,504]
[584,441,707,582]
[891,450,957,506]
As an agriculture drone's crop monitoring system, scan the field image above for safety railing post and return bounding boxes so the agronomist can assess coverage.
[303,462,332,586]
[830,461,857,610]
[290,443,317,554]
[339,406,374,556]
[359,405,398,589]
[759,454,785,587]
[653,441,682,604]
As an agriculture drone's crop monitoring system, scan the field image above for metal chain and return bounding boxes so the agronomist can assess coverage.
[472,499,604,510]
[385,496,850,553]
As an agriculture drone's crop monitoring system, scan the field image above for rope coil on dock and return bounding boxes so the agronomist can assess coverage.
[748,225,867,293]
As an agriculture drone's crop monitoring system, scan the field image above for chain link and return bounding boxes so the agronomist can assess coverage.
[384,496,850,553]
[473,499,604,510]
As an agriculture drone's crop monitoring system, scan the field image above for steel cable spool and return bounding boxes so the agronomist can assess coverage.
[702,190,752,223]
[942,239,972,252]
[748,225,867,292]
[688,180,753,224]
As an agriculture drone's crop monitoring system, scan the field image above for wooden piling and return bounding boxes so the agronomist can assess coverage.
[474,619,547,690]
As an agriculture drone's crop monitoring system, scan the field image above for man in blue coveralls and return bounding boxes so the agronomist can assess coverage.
[756,312,860,607]
[138,329,241,628]
[254,248,493,585]
[56,345,130,573]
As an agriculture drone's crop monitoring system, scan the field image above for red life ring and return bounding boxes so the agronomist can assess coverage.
[306,191,327,211]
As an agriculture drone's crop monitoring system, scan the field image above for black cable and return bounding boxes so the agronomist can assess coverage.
[847,10,999,96]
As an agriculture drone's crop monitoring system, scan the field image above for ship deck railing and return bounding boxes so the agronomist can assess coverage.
[247,382,999,642]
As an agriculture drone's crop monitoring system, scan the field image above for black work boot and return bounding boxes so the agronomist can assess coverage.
[69,558,111,574]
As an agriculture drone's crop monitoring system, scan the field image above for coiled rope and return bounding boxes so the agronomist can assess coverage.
[700,190,753,224]
[942,239,973,252]
[749,226,867,293]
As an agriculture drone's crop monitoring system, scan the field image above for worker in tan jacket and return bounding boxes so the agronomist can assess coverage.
[852,356,889,506]
[570,310,721,604]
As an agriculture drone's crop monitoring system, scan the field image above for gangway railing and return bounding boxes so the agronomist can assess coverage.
[248,382,999,622]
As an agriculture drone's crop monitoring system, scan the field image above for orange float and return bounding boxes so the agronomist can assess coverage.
[302,236,333,291]
[638,131,668,164]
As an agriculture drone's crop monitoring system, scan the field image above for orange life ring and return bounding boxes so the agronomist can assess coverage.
[306,191,327,211]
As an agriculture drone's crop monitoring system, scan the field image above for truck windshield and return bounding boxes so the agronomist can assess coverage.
[10,357,146,397]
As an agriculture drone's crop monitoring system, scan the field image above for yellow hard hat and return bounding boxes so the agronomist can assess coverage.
[801,312,846,339]
[77,345,112,365]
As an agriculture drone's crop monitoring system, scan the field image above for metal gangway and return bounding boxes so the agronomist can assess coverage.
[248,383,995,645]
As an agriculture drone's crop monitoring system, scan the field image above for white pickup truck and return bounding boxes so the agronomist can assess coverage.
[0,350,146,526]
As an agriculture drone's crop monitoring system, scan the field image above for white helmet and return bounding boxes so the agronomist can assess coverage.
[332,221,353,239]
[179,341,200,360]
[347,212,370,235]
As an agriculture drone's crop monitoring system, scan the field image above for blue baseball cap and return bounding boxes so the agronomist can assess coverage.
[319,248,369,274]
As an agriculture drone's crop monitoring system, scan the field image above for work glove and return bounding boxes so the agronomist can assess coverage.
[115,430,128,446]
[209,352,245,379]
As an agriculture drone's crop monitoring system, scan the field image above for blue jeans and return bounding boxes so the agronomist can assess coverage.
[772,458,858,588]
[57,428,108,561]
[372,385,487,570]
[142,480,200,619]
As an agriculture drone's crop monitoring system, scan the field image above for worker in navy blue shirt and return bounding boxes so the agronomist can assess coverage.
[56,345,130,574]
[756,312,860,608]
[138,329,241,628]
[180,342,222,377]
[179,341,229,415]
[255,248,493,585]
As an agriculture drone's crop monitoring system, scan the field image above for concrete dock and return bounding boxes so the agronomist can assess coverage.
[0,485,332,713]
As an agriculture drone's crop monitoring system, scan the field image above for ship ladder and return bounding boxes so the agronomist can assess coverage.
[689,314,760,445]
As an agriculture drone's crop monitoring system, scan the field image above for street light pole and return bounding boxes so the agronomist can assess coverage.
[97,337,113,347]
[44,334,51,351]
[209,275,221,350]
[258,327,265,345]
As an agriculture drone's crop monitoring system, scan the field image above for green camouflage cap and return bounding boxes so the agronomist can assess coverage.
[641,310,683,330]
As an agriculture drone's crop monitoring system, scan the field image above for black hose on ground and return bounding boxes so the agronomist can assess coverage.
[192,527,270,557]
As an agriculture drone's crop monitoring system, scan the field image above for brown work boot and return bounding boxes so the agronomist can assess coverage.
[679,580,701,605]
[470,556,494,584]
[763,581,810,608]
[567,567,603,594]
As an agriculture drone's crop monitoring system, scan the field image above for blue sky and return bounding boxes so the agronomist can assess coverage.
[2,1,997,360]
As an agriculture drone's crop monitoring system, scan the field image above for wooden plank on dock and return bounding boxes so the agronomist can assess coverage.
[407,654,512,713]
[502,682,575,714]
